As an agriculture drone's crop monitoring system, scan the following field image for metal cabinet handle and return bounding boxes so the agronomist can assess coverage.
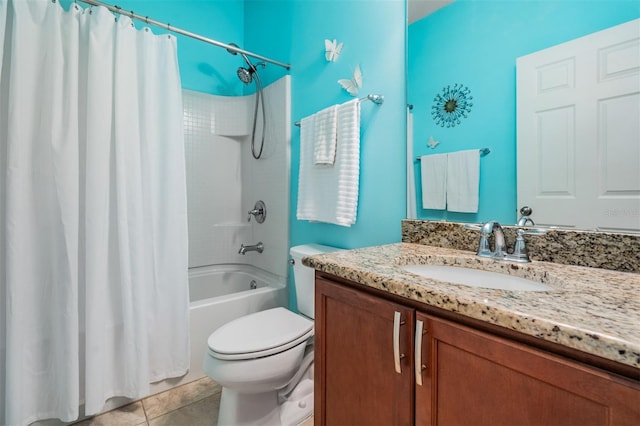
[393,311,402,374]
[415,320,426,386]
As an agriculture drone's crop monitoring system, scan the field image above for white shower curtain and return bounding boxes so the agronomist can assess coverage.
[0,1,190,424]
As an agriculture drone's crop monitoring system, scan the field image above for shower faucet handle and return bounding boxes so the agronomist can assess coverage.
[247,200,266,223]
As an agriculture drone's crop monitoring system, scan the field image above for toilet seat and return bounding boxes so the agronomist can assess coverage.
[207,307,314,361]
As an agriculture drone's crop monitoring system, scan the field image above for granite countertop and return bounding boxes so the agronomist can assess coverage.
[303,242,640,371]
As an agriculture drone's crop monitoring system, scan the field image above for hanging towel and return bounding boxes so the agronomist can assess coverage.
[446,149,480,213]
[297,99,361,226]
[420,154,447,210]
[313,104,338,165]
[406,109,417,219]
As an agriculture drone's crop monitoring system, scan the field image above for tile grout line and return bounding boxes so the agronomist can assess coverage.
[141,378,222,423]
[140,397,149,425]
[75,378,220,425]
[144,392,220,424]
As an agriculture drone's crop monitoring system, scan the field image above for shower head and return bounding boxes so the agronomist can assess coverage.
[237,67,254,84]
[227,43,267,159]
[237,61,266,84]
[227,43,267,84]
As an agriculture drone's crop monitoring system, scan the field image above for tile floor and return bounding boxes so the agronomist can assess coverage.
[72,377,314,426]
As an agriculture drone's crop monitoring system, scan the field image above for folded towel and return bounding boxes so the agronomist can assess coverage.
[296,114,316,220]
[313,105,338,165]
[297,99,361,226]
[446,149,480,213]
[406,110,417,219]
[420,154,447,210]
[334,99,360,225]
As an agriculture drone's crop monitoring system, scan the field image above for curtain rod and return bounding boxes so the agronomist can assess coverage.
[77,0,291,70]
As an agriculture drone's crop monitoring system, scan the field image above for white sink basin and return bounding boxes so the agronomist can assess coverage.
[401,265,552,292]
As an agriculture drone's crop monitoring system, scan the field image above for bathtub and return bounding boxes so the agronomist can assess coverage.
[150,263,287,394]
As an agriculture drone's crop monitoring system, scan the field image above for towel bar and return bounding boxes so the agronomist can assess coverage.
[416,148,490,161]
[294,94,384,127]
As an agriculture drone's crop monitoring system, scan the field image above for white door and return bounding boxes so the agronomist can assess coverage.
[517,19,640,232]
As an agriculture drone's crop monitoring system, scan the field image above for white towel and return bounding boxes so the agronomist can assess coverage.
[313,105,338,165]
[446,149,480,213]
[406,110,417,219]
[420,154,447,210]
[297,99,360,226]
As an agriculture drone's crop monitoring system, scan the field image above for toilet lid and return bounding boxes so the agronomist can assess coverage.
[207,307,314,360]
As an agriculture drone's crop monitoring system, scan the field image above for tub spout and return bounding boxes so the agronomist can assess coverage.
[239,242,264,255]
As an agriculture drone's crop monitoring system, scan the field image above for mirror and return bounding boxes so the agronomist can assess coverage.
[407,0,639,231]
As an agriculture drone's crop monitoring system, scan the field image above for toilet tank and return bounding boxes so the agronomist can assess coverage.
[290,244,343,319]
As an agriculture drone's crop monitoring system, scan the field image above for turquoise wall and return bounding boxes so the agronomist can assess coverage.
[246,0,407,251]
[244,0,407,311]
[409,0,640,225]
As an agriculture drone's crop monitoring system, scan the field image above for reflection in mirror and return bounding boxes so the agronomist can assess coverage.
[516,18,640,233]
[408,0,640,231]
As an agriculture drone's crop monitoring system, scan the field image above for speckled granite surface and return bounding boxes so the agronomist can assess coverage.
[402,220,640,273]
[304,243,640,371]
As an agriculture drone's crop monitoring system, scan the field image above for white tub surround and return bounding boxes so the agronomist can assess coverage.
[149,77,291,397]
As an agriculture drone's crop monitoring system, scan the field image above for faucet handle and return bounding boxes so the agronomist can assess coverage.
[511,229,529,261]
[464,223,492,257]
[518,227,548,235]
[463,223,483,231]
[247,200,267,223]
[510,228,547,262]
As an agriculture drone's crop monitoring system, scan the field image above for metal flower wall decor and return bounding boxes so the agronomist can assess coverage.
[431,84,473,128]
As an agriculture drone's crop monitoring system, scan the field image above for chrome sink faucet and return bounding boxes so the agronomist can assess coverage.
[465,221,546,263]
[238,242,264,255]
[478,220,507,258]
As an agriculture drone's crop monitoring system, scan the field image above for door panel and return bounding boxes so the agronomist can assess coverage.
[517,19,640,232]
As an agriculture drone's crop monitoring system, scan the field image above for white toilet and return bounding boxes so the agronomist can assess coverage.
[204,244,342,426]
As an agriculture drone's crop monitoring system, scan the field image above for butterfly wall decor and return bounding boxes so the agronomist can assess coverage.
[325,39,343,62]
[338,64,362,96]
[427,136,440,149]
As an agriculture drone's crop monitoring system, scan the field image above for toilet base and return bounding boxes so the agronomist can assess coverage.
[216,366,314,426]
[217,388,281,426]
[279,374,314,426]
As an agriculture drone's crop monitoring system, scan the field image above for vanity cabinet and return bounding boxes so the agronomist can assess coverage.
[315,274,640,426]
[314,275,415,425]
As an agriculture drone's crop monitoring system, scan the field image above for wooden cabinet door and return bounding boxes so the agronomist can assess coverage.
[416,313,640,426]
[315,276,414,426]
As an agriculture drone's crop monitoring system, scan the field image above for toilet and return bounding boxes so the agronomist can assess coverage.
[204,244,342,426]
